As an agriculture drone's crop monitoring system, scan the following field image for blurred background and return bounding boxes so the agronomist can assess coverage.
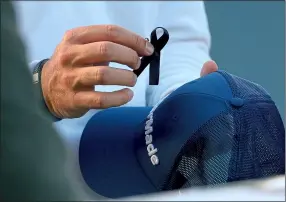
[205,1,285,121]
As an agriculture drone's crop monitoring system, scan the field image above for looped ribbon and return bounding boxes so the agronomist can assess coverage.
[133,27,169,85]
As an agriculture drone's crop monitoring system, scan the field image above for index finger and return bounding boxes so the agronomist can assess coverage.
[64,25,154,56]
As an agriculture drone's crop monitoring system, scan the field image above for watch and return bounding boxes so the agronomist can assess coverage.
[32,59,62,122]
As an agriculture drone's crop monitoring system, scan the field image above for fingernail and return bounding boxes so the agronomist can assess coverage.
[145,42,154,55]
[127,89,134,99]
[135,59,141,70]
[133,74,138,85]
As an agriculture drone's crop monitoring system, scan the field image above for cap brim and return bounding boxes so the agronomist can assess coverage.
[79,107,157,198]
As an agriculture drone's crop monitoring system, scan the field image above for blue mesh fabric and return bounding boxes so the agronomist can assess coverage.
[218,71,272,100]
[162,71,285,190]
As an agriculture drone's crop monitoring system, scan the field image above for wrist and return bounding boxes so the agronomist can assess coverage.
[33,59,62,121]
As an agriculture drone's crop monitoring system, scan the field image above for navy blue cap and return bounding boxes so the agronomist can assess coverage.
[79,71,285,198]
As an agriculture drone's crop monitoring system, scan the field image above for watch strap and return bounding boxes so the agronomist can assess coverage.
[32,59,62,122]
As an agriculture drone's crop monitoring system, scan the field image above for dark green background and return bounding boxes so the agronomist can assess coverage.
[205,1,285,121]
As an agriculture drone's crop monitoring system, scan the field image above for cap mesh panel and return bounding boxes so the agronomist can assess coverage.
[161,71,285,190]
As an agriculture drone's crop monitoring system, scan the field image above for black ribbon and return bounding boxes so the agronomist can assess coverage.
[133,27,169,85]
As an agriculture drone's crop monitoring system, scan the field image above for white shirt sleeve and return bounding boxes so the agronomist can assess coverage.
[146,1,212,106]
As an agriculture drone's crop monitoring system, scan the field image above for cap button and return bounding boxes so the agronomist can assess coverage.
[230,98,244,108]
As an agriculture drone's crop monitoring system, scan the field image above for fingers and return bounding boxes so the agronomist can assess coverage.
[73,88,134,109]
[64,25,154,56]
[74,66,137,87]
[200,60,219,77]
[72,42,141,69]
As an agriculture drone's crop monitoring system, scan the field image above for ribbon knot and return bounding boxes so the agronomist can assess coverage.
[133,27,169,85]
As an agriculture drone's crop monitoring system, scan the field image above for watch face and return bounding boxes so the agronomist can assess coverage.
[33,73,39,84]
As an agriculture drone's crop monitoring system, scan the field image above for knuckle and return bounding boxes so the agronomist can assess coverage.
[63,29,75,42]
[57,46,73,65]
[105,24,119,38]
[94,95,106,108]
[95,66,108,84]
[79,70,88,83]
[99,42,111,58]
[133,34,145,49]
[78,70,93,86]
[133,35,142,46]
[62,72,75,87]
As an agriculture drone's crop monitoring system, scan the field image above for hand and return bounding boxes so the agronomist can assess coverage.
[41,25,154,119]
[200,60,219,77]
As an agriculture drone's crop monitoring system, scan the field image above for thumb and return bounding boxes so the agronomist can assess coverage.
[200,60,219,77]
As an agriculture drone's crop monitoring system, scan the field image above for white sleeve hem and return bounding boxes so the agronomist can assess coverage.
[28,60,41,73]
